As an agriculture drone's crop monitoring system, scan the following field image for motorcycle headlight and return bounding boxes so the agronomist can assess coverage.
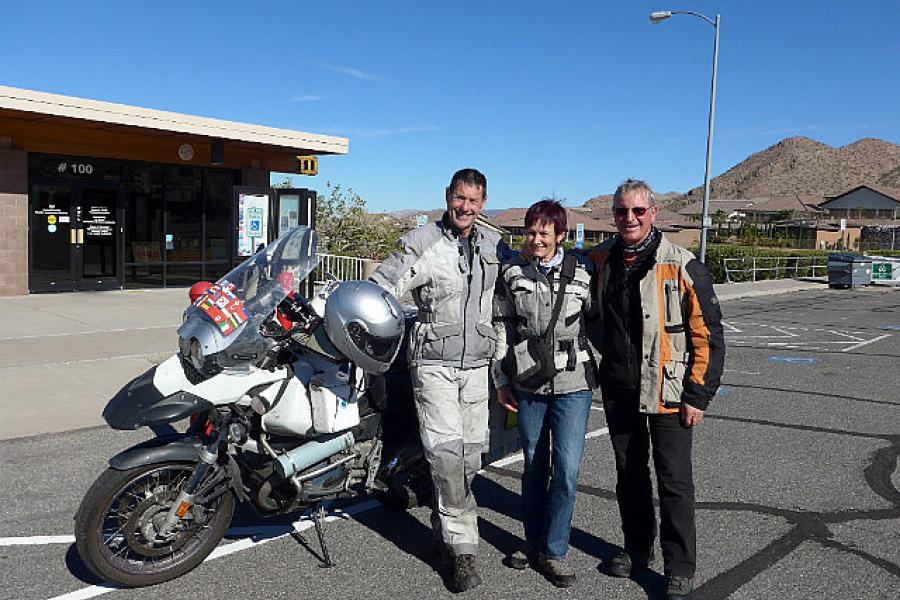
[190,338,204,370]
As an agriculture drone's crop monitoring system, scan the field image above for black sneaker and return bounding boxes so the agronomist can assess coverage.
[535,554,577,588]
[452,554,482,593]
[665,575,693,600]
[502,548,536,570]
[608,549,654,578]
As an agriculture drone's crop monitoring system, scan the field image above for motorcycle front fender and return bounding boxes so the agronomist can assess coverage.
[108,434,203,470]
[108,434,247,502]
[103,363,214,430]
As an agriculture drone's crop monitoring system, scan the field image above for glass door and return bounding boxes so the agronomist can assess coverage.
[29,183,122,292]
[30,184,76,292]
[273,188,317,238]
[78,186,122,290]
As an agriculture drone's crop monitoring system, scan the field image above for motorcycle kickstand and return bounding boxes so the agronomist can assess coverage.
[312,502,335,568]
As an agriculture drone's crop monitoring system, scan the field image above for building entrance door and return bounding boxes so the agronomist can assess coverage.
[30,183,123,292]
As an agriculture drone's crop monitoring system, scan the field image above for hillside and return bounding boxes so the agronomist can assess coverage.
[678,136,900,203]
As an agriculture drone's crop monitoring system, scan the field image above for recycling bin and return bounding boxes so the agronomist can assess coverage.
[869,256,900,286]
[827,253,872,288]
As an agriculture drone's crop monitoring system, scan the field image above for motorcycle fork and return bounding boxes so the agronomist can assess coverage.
[158,425,225,538]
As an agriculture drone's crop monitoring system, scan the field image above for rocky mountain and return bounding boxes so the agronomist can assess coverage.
[677,136,900,204]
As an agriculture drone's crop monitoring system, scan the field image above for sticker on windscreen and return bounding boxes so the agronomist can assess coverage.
[194,279,251,336]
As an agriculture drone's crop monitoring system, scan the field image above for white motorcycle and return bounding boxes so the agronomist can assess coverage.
[74,226,430,587]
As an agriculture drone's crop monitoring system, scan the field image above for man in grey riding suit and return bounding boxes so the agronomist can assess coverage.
[370,168,509,593]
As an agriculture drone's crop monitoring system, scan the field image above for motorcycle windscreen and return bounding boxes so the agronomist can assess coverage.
[178,227,319,365]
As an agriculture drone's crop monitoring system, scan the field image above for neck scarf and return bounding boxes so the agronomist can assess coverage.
[537,246,564,274]
[621,226,659,256]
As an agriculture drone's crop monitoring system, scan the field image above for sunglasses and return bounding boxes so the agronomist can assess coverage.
[613,206,652,217]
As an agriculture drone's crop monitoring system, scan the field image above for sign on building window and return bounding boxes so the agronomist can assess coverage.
[238,192,269,256]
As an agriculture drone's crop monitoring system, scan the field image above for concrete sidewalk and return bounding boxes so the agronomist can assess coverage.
[0,278,831,440]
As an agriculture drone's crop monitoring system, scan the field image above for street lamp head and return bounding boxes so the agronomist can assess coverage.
[650,11,672,23]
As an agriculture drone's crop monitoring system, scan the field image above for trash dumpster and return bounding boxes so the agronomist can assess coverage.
[827,253,872,288]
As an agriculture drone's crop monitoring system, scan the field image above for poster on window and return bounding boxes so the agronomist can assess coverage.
[238,193,269,256]
[278,194,300,237]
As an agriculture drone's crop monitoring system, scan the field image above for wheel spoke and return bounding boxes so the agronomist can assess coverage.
[81,461,232,584]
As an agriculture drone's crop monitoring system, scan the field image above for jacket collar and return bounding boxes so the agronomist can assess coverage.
[440,211,481,243]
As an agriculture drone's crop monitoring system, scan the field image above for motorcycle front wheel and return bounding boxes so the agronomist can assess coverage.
[74,461,234,587]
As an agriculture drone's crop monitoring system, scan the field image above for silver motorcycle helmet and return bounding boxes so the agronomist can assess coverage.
[323,280,405,374]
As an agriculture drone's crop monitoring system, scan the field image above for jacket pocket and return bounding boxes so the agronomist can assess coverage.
[481,251,500,284]
[474,322,498,358]
[416,323,462,361]
[508,276,537,327]
[562,279,589,326]
[661,361,687,407]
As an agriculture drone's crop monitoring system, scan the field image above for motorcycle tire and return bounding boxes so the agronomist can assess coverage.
[74,461,234,587]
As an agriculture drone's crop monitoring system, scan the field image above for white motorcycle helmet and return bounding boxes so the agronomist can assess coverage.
[323,281,405,374]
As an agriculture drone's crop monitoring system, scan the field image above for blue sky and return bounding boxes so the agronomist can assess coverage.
[3,1,898,212]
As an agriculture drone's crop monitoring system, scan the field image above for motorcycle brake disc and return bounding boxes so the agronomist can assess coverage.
[123,490,199,557]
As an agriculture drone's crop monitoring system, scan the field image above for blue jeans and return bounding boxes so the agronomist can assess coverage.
[516,388,593,559]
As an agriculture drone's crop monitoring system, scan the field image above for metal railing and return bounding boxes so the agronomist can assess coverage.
[313,253,370,286]
[722,255,828,283]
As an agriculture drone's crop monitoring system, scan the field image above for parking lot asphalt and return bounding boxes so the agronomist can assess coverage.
[0,282,897,600]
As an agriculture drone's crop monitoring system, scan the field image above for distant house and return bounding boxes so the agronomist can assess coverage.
[817,185,900,219]
[678,194,823,224]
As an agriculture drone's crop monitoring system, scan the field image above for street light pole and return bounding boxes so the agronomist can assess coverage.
[892,207,897,251]
[650,10,720,263]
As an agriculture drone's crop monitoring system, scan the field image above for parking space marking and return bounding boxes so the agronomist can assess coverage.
[842,334,891,352]
[47,500,381,600]
[724,320,891,351]
[34,426,612,599]
[0,535,75,546]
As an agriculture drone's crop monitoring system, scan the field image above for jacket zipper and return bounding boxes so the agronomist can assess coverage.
[460,240,474,369]
[664,282,672,323]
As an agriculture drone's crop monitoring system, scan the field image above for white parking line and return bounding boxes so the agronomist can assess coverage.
[34,425,612,600]
[46,500,381,600]
[0,535,76,546]
[725,320,891,351]
[0,325,173,342]
[842,334,891,352]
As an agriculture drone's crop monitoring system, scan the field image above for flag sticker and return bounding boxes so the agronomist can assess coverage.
[194,280,251,336]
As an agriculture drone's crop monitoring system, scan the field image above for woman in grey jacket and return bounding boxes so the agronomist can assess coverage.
[493,199,597,588]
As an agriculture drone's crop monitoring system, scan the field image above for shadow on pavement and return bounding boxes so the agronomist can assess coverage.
[64,543,106,586]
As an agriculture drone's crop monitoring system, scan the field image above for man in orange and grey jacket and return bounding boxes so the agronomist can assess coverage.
[585,179,725,600]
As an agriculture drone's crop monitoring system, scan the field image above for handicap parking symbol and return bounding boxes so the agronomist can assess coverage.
[768,356,819,365]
